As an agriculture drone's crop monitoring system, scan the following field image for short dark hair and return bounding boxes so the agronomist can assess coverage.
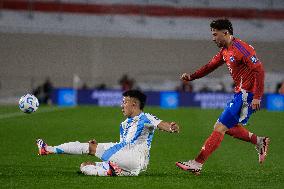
[122,90,147,110]
[210,18,233,35]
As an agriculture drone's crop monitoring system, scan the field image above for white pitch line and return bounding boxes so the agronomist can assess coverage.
[0,107,73,120]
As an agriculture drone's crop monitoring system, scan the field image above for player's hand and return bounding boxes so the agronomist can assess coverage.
[251,99,261,111]
[180,73,191,82]
[169,122,179,133]
[88,139,97,144]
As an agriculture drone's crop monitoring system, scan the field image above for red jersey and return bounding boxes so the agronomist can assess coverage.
[190,38,265,100]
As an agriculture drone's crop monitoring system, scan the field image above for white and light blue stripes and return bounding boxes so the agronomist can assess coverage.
[102,112,160,161]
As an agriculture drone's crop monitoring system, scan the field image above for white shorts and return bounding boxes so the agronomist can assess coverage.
[95,142,149,176]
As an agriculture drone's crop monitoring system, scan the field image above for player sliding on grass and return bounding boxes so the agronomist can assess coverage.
[36,90,179,176]
[176,18,269,175]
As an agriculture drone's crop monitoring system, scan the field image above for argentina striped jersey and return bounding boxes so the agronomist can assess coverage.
[100,112,162,161]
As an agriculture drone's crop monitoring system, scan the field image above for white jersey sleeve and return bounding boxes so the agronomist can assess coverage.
[145,113,162,129]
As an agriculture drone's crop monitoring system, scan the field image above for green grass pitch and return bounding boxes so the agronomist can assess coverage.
[0,105,283,188]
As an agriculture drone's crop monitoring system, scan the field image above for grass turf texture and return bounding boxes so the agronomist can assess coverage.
[0,106,283,189]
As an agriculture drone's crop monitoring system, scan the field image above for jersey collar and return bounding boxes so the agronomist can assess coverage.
[127,112,144,121]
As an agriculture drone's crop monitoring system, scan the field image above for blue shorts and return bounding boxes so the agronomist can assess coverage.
[218,90,254,128]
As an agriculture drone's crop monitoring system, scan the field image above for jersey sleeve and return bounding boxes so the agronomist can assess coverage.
[190,49,225,80]
[145,113,162,129]
[243,49,265,100]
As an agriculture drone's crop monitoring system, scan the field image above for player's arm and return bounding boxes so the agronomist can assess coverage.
[181,50,225,82]
[157,121,179,133]
[244,52,265,110]
[252,63,264,110]
[145,113,179,133]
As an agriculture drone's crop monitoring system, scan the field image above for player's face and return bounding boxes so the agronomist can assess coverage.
[211,28,226,48]
[121,97,136,117]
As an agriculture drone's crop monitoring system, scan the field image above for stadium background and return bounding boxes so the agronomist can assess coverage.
[1,0,284,108]
[0,0,284,188]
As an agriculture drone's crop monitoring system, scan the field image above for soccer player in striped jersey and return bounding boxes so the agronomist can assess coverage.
[36,90,179,176]
[176,19,269,175]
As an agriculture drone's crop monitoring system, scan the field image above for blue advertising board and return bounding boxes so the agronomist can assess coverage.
[266,94,284,111]
[52,89,275,111]
[160,92,179,108]
[57,89,76,106]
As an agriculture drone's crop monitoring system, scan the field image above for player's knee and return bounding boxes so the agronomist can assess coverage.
[88,139,97,144]
[88,143,97,155]
[214,122,228,134]
[80,164,96,175]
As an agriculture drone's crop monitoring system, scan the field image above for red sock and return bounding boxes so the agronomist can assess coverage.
[225,125,257,145]
[195,131,224,164]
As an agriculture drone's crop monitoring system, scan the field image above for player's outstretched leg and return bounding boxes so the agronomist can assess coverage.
[36,139,89,155]
[176,123,226,175]
[80,161,122,176]
[225,125,270,163]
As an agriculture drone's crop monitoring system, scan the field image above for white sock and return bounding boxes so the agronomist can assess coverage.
[256,136,263,145]
[80,162,110,176]
[50,141,89,154]
[192,160,203,168]
[46,146,55,153]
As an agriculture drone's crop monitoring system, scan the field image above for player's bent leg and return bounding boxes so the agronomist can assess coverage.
[225,124,270,164]
[80,161,113,176]
[108,145,145,176]
[109,154,141,173]
[225,124,258,144]
[90,142,144,176]
[80,161,136,176]
[94,143,144,176]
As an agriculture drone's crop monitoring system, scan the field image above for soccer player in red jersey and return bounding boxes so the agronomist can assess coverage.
[176,19,269,175]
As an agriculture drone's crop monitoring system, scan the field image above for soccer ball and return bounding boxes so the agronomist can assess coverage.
[19,94,39,113]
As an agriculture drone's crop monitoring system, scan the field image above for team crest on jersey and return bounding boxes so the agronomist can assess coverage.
[250,55,259,64]
[133,118,139,123]
[229,56,235,62]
